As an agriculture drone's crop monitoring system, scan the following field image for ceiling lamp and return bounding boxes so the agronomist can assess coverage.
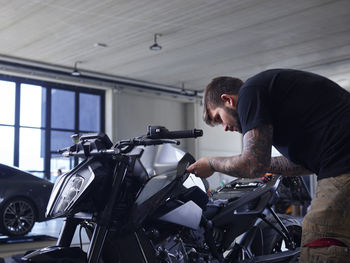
[71,61,82,76]
[150,33,162,51]
[93,42,108,48]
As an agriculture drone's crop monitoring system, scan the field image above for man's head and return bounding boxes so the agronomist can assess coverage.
[203,76,243,132]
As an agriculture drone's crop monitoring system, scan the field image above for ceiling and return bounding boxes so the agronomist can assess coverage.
[1,0,350,91]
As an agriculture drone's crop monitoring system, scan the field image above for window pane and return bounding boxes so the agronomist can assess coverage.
[0,126,14,165]
[51,130,74,153]
[51,89,75,129]
[50,153,74,183]
[51,131,75,183]
[20,84,46,127]
[79,93,101,132]
[19,128,45,171]
[0,80,15,125]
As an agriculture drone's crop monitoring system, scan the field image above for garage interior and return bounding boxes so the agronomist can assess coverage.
[0,0,349,262]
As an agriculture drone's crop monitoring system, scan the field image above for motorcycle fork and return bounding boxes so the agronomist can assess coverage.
[56,217,81,247]
[87,156,129,263]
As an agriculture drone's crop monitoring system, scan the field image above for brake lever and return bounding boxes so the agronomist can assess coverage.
[113,138,180,155]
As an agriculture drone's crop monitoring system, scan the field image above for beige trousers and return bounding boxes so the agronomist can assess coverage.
[299,173,350,263]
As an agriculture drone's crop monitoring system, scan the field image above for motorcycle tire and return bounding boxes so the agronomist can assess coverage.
[259,214,302,254]
[0,197,37,236]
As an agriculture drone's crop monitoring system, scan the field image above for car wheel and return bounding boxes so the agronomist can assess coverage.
[0,198,37,236]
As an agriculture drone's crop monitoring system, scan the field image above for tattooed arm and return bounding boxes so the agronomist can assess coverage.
[269,156,311,176]
[187,124,311,178]
[208,124,273,178]
[208,125,311,177]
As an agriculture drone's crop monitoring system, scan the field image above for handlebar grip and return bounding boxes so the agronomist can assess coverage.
[147,126,203,139]
[167,129,203,139]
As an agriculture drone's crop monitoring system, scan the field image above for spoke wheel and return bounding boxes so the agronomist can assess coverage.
[0,198,36,236]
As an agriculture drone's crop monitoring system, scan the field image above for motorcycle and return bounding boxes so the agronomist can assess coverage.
[22,126,303,263]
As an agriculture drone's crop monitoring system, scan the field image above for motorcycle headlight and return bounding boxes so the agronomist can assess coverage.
[46,164,96,218]
[52,175,85,215]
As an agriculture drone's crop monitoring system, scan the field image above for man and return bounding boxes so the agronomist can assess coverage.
[187,69,350,262]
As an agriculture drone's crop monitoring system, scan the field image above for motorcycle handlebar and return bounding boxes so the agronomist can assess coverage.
[58,126,202,157]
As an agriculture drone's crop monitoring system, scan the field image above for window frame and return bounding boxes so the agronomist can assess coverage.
[0,74,105,180]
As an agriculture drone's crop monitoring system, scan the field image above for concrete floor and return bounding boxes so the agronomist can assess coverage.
[0,218,89,263]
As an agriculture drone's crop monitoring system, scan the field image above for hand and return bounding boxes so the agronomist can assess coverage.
[187,157,215,178]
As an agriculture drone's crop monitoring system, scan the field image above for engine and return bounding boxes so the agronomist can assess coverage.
[150,227,220,263]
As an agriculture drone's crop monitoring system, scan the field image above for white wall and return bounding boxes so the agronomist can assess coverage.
[113,90,187,149]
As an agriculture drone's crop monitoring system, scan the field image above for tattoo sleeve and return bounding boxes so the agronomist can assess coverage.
[209,125,273,178]
[269,156,311,176]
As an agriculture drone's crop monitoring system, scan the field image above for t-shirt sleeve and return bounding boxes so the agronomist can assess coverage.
[237,85,272,135]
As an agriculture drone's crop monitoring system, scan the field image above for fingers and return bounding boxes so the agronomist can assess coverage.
[186,158,214,178]
[186,163,195,173]
[186,163,196,175]
[186,163,199,177]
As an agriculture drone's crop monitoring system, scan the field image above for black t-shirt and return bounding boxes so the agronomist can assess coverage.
[237,69,350,179]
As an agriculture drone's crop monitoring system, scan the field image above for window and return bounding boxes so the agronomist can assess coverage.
[0,76,105,181]
[0,126,14,166]
[79,93,101,132]
[19,127,45,171]
[51,89,75,129]
[20,84,46,128]
[0,80,15,125]
[0,80,16,166]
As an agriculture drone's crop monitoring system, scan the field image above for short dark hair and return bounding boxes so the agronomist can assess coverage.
[203,76,243,125]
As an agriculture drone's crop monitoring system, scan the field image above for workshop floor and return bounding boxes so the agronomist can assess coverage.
[0,218,89,263]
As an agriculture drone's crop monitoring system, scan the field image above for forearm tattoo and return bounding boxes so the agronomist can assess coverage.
[209,125,273,178]
[269,156,311,176]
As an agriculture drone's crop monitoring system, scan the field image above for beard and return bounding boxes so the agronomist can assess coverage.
[224,106,242,133]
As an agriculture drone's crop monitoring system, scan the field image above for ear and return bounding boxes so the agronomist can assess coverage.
[220,94,237,108]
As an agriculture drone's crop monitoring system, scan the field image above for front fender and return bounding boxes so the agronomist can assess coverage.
[21,246,86,263]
